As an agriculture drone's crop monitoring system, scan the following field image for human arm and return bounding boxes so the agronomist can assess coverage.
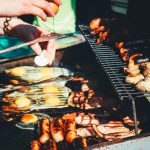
[0,17,56,65]
[0,0,61,21]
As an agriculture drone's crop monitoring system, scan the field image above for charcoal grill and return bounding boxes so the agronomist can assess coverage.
[79,25,150,136]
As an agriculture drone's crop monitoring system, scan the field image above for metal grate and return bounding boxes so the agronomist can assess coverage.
[79,25,150,101]
[79,24,150,135]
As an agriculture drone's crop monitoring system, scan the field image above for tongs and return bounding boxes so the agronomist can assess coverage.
[0,33,67,54]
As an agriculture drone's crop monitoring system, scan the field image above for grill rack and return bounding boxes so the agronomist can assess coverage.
[79,24,150,135]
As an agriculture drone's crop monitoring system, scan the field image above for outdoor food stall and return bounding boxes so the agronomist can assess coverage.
[0,6,150,150]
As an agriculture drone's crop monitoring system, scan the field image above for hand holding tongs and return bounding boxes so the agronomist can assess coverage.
[0,33,67,54]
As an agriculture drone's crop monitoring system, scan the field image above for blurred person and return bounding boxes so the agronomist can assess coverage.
[33,0,76,34]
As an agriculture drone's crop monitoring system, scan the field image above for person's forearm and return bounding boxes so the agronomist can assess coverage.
[0,17,27,36]
[0,17,7,35]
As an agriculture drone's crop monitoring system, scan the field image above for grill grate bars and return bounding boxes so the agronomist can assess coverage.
[79,25,150,100]
[79,24,150,135]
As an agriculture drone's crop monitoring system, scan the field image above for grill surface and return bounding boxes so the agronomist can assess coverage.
[79,24,150,135]
[79,25,150,101]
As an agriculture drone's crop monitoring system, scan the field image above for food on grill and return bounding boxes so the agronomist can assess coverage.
[123,116,135,126]
[42,85,59,94]
[90,18,101,31]
[75,114,99,126]
[65,118,77,143]
[10,67,26,76]
[97,124,129,134]
[9,79,20,85]
[120,47,129,62]
[145,74,150,81]
[124,54,142,75]
[96,30,109,44]
[15,97,31,108]
[73,137,88,148]
[21,114,38,124]
[39,132,50,144]
[115,41,124,49]
[68,90,103,109]
[39,67,53,74]
[143,69,150,77]
[125,74,144,84]
[41,118,50,133]
[81,84,89,92]
[77,127,96,137]
[142,62,150,69]
[135,80,150,92]
[77,120,141,141]
[89,18,109,44]
[4,66,73,83]
[2,82,70,113]
[46,139,57,150]
[45,96,61,107]
[50,117,64,143]
[31,140,41,150]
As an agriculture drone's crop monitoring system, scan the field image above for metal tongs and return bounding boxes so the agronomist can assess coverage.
[0,33,67,54]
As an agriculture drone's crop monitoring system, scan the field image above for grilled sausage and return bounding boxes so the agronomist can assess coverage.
[41,118,50,133]
[51,117,64,143]
[31,140,41,150]
[65,118,77,143]
[46,139,57,150]
[39,132,50,144]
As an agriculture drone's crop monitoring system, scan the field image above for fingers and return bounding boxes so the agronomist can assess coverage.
[30,43,42,55]
[31,0,61,20]
[51,0,62,5]
[47,39,56,65]
[28,6,47,21]
[32,0,55,17]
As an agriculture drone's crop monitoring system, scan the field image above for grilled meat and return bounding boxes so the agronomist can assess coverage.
[75,115,99,126]
[31,140,41,150]
[125,74,144,84]
[41,118,50,133]
[39,132,50,144]
[65,118,77,143]
[46,139,57,150]
[135,80,150,92]
[120,48,129,62]
[124,54,142,75]
[77,127,96,137]
[51,117,64,143]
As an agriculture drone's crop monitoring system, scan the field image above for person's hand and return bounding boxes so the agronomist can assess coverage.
[0,0,62,21]
[9,18,56,65]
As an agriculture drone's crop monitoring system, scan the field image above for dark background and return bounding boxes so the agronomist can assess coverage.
[20,0,150,39]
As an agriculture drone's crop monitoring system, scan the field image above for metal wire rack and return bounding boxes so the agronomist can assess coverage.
[79,24,150,135]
